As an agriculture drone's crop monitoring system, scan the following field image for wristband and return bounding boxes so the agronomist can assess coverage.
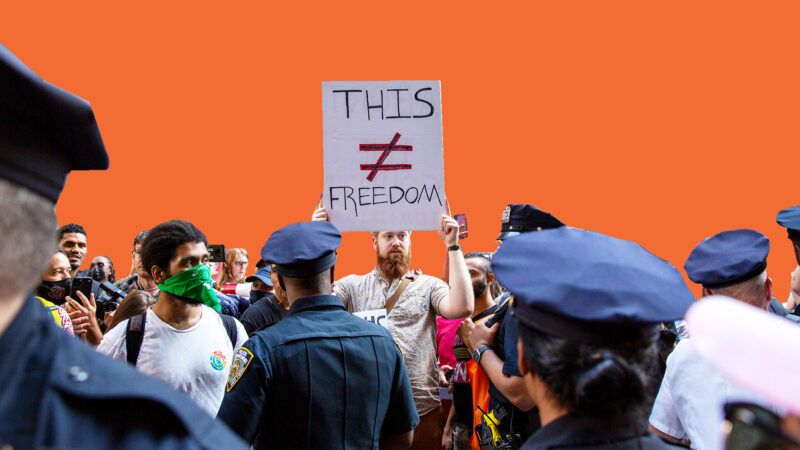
[448,245,461,252]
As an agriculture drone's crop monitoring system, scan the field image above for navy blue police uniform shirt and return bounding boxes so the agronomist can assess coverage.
[218,294,420,449]
[0,296,247,450]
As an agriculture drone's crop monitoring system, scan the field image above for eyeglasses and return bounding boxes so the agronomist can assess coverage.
[723,402,800,450]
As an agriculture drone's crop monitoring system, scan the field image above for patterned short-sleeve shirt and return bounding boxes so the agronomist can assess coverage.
[333,267,449,415]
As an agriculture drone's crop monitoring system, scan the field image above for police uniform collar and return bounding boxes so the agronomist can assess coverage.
[288,294,345,314]
[524,413,647,448]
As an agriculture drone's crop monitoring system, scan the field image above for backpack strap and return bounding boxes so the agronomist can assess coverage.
[125,312,147,366]
[385,277,412,314]
[220,314,238,349]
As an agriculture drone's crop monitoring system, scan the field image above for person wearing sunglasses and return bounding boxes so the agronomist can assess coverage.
[687,296,800,449]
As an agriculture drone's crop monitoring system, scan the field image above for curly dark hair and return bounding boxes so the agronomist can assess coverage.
[518,321,660,435]
[140,220,207,276]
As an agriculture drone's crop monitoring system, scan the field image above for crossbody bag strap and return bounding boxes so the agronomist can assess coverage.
[385,277,412,314]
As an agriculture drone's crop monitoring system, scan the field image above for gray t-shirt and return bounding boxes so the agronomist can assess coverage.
[333,268,448,415]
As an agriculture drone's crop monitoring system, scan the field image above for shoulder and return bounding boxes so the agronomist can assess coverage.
[46,326,246,448]
[667,338,695,364]
[334,273,368,289]
[415,274,448,291]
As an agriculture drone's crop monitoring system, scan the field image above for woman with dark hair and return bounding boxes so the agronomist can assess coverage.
[104,290,154,332]
[491,227,695,449]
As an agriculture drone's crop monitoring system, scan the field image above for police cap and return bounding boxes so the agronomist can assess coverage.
[494,227,694,342]
[261,222,341,277]
[687,296,800,415]
[497,203,564,241]
[0,45,108,203]
[777,206,800,242]
[684,229,769,289]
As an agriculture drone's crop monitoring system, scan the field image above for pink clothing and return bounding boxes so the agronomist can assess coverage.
[436,317,460,368]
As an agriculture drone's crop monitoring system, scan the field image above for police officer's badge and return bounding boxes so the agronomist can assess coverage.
[226,347,254,392]
[501,205,511,224]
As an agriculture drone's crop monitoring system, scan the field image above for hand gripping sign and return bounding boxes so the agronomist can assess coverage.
[322,81,446,232]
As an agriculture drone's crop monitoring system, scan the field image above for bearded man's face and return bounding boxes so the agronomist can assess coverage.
[374,231,411,279]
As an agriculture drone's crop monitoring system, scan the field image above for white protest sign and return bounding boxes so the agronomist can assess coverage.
[322,81,446,232]
[352,308,389,329]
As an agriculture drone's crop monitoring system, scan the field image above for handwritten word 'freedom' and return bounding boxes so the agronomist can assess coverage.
[329,184,443,217]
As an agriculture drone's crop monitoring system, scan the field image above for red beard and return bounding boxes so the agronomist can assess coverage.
[377,249,411,280]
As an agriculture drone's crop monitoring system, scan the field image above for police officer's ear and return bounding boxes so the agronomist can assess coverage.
[764,276,774,306]
[328,267,335,290]
[486,271,495,285]
[151,265,168,285]
[277,274,286,292]
[701,287,713,299]
[517,338,529,377]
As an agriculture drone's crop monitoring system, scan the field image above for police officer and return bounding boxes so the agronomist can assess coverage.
[651,229,789,448]
[0,45,246,449]
[683,229,799,321]
[217,221,420,449]
[493,227,693,449]
[459,203,564,447]
[777,205,800,266]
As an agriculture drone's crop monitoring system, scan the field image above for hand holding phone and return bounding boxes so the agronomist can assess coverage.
[454,214,468,239]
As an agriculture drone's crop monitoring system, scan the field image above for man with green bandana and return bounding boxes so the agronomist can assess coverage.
[98,220,247,416]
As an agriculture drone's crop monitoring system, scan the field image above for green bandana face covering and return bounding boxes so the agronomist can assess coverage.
[159,264,221,312]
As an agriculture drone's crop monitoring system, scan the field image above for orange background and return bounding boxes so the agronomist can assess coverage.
[3,2,798,300]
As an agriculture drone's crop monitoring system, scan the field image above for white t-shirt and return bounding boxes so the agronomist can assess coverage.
[98,305,247,416]
[649,338,773,450]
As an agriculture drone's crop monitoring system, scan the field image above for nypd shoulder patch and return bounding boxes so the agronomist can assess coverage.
[226,347,254,392]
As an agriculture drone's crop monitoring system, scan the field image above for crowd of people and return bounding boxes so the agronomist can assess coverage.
[3,45,800,450]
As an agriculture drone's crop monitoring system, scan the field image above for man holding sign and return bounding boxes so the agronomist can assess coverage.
[317,81,474,449]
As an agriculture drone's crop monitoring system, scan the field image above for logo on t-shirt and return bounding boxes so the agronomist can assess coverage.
[210,351,226,371]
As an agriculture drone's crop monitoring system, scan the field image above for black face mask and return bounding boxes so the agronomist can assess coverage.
[36,279,71,305]
[89,265,107,282]
[250,290,269,303]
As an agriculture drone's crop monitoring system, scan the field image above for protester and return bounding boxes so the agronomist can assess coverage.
[107,230,160,299]
[444,252,499,449]
[34,251,74,334]
[98,220,247,416]
[35,251,73,305]
[460,204,565,446]
[313,206,474,450]
[89,255,115,283]
[238,265,287,335]
[687,296,800,448]
[0,44,245,449]
[495,227,694,448]
[650,229,777,449]
[218,221,420,449]
[217,247,249,287]
[57,223,89,277]
[123,230,148,279]
[104,290,155,332]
